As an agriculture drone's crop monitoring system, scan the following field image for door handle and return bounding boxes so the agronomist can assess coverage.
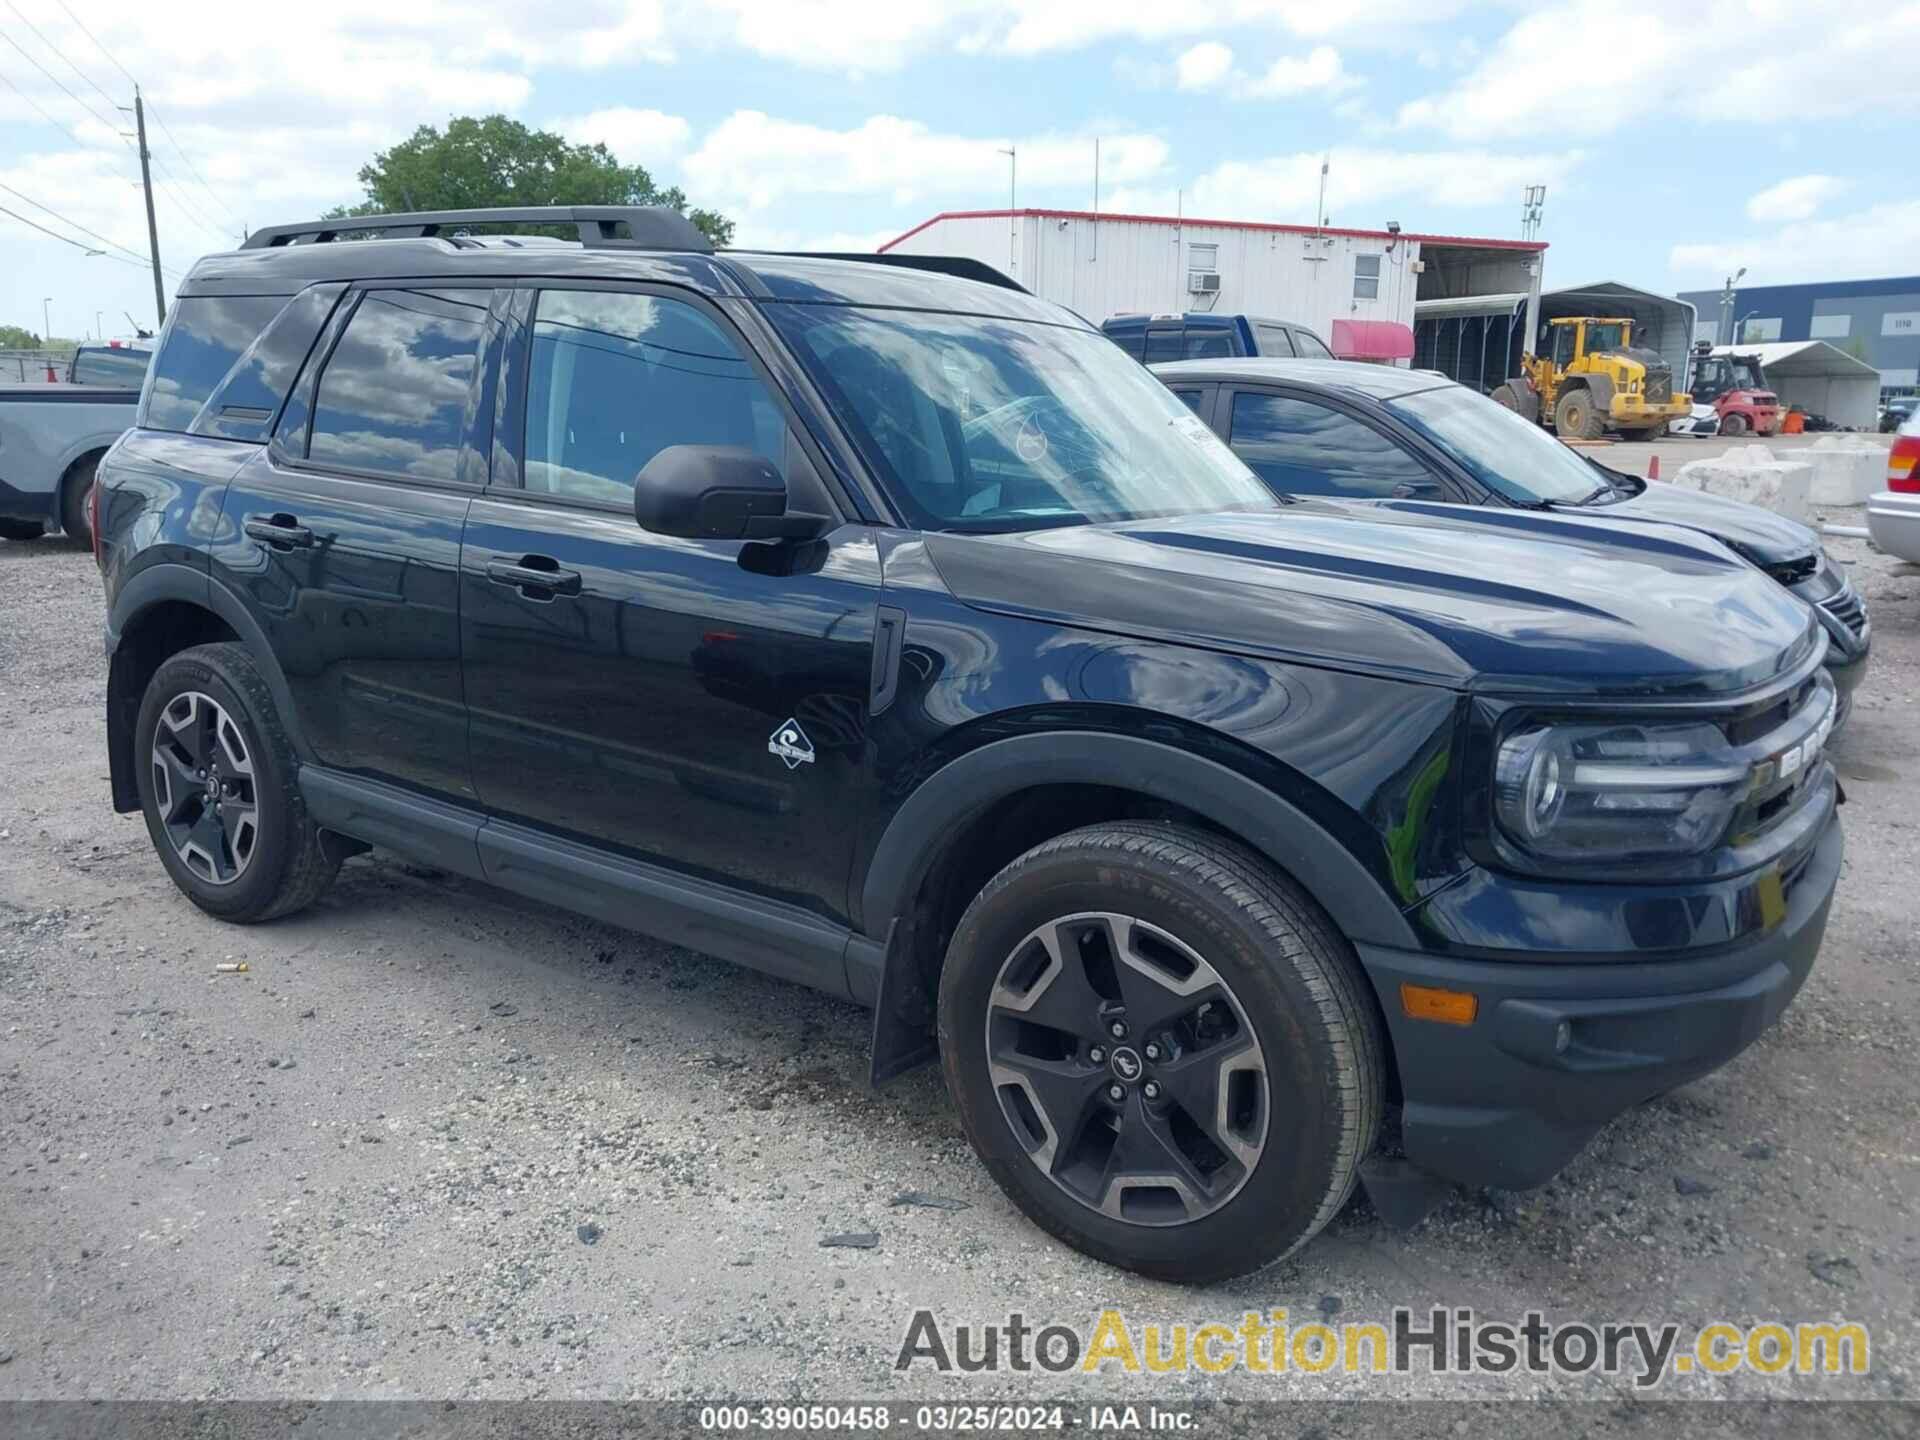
[244,514,313,548]
[486,556,582,597]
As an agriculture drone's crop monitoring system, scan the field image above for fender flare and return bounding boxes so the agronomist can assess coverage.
[859,730,1416,950]
[107,562,314,763]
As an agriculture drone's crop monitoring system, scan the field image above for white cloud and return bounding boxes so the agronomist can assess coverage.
[728,224,903,253]
[1745,174,1848,224]
[1243,45,1357,97]
[1175,42,1235,91]
[684,112,1166,212]
[1107,146,1582,223]
[1398,1,1920,141]
[1671,200,1920,285]
[559,108,691,161]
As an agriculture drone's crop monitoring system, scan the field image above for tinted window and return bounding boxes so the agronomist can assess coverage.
[308,289,489,482]
[1182,327,1234,359]
[1227,392,1433,499]
[1385,385,1602,504]
[1255,323,1296,358]
[72,346,150,388]
[198,285,343,442]
[1170,388,1206,415]
[144,296,290,432]
[524,290,785,506]
[1105,327,1146,361]
[1292,328,1334,359]
[1143,328,1185,364]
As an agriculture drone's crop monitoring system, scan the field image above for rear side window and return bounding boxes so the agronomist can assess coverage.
[1228,392,1434,499]
[194,285,342,442]
[307,288,490,482]
[144,296,290,432]
[1255,324,1296,358]
[1292,328,1335,359]
[72,347,150,388]
[1143,328,1185,365]
[1182,328,1234,359]
[1105,328,1146,361]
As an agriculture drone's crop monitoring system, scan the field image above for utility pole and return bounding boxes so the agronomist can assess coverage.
[133,88,166,327]
[1718,267,1746,346]
[997,146,1017,275]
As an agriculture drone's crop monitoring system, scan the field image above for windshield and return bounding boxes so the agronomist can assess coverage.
[1582,323,1627,354]
[1385,384,1606,504]
[771,306,1278,532]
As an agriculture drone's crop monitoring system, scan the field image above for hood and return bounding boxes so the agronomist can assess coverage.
[1557,474,1818,567]
[925,503,1818,697]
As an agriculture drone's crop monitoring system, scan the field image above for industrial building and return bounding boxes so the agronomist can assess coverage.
[881,208,1547,363]
[1676,276,1920,396]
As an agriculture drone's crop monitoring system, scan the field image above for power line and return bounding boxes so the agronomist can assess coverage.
[147,149,234,244]
[0,63,137,186]
[49,0,138,89]
[0,179,184,276]
[0,27,127,143]
[0,200,163,273]
[143,100,245,234]
[2,0,119,112]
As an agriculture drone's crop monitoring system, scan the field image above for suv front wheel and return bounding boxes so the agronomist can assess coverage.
[939,822,1384,1283]
[135,643,340,922]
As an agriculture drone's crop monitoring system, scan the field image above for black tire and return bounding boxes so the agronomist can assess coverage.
[134,642,339,922]
[1553,388,1604,440]
[0,518,45,541]
[1490,383,1533,423]
[59,453,98,549]
[938,821,1384,1283]
[1720,411,1748,438]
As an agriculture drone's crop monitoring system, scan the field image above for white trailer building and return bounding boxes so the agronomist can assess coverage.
[881,208,1547,362]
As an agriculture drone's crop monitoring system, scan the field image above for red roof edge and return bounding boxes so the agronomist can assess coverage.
[879,208,1548,254]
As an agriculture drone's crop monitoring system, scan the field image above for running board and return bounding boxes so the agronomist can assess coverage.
[298,766,864,1001]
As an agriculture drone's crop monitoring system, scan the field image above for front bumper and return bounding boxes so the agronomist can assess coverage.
[1355,808,1841,1191]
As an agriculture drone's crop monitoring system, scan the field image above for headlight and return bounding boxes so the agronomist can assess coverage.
[1494,720,1749,861]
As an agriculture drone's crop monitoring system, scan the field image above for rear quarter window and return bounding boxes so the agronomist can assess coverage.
[142,296,292,432]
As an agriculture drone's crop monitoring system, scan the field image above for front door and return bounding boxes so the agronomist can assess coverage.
[460,284,880,924]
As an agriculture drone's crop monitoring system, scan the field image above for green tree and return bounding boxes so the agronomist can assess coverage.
[326,114,732,245]
[0,324,42,348]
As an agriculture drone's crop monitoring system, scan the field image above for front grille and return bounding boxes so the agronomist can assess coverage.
[1644,367,1672,404]
[1728,674,1835,850]
[1820,588,1868,638]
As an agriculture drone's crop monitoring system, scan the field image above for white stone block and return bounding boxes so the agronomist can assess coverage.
[1805,437,1882,506]
[1670,445,1812,523]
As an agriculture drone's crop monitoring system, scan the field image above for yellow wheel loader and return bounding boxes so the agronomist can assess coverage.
[1491,317,1693,440]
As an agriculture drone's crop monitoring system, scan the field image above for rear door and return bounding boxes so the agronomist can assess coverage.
[459,282,880,925]
[210,283,498,802]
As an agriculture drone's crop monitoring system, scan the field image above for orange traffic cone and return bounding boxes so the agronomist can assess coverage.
[1647,455,1660,480]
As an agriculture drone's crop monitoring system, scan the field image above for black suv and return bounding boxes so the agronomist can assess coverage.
[97,207,1842,1283]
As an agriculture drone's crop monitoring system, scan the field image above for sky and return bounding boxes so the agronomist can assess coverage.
[2,0,1916,343]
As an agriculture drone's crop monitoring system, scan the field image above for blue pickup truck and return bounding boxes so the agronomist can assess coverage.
[1102,312,1335,363]
[0,343,150,545]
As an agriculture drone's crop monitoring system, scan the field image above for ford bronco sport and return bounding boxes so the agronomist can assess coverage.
[95,207,1843,1282]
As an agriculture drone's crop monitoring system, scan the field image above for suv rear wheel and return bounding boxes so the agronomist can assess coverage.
[938,822,1383,1282]
[135,643,339,922]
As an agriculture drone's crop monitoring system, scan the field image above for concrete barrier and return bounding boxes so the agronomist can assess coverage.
[1805,436,1882,507]
[1669,445,1812,523]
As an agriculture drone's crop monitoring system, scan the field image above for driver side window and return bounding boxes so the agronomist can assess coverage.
[524,289,786,505]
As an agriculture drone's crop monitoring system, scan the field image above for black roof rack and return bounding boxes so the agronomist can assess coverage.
[241,206,714,254]
[762,251,1028,294]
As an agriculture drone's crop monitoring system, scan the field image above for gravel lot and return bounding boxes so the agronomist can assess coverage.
[0,517,1915,1413]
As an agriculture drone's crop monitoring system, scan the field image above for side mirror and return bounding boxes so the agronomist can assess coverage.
[633,445,827,542]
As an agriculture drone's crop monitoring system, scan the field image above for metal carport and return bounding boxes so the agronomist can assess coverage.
[1414,281,1698,395]
[1713,341,1881,430]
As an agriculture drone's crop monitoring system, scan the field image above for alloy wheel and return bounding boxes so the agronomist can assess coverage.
[150,691,260,886]
[985,911,1269,1226]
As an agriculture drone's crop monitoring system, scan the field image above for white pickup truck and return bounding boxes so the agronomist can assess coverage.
[0,344,150,546]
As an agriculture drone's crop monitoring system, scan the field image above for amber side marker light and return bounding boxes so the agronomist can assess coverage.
[1400,983,1478,1025]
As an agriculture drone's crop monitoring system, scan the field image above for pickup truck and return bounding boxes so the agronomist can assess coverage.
[0,344,150,544]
